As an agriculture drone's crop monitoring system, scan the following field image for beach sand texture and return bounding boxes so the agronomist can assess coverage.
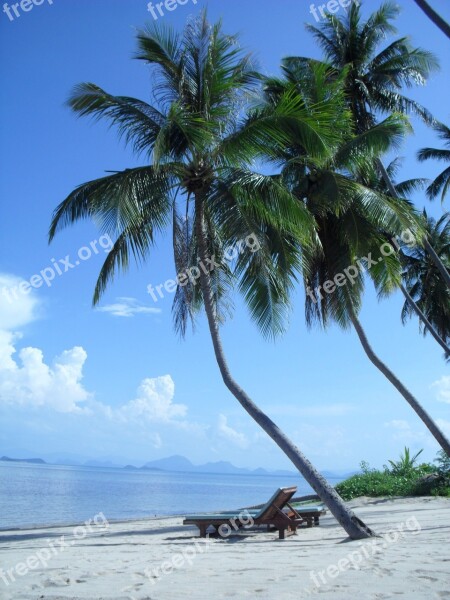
[1,496,449,599]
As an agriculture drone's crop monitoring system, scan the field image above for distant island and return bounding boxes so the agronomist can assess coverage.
[134,455,299,477]
[126,455,349,478]
[0,456,46,464]
[0,454,352,479]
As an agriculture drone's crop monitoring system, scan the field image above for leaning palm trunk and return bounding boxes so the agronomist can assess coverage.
[413,0,450,39]
[399,283,450,356]
[376,159,450,288]
[350,310,450,456]
[194,195,374,540]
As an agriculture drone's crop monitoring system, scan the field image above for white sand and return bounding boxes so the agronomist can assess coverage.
[1,496,449,600]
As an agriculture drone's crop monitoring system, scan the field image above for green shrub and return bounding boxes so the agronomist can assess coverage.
[335,452,450,501]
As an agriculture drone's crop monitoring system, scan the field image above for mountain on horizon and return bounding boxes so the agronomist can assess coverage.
[140,455,298,476]
[0,456,46,464]
[0,451,354,478]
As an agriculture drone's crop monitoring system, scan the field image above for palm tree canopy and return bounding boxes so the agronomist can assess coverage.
[401,211,450,342]
[260,63,423,330]
[285,1,439,132]
[418,121,450,203]
[49,13,353,339]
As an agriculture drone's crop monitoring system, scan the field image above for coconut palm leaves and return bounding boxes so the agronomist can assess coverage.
[257,60,450,455]
[290,1,449,287]
[260,64,422,329]
[50,15,319,336]
[401,212,450,343]
[296,1,439,132]
[418,121,450,203]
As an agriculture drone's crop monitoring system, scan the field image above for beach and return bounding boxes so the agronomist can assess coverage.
[1,496,449,600]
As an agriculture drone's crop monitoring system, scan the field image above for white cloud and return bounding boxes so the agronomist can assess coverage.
[0,274,90,414]
[118,375,187,423]
[0,328,186,423]
[97,297,161,318]
[0,331,90,414]
[217,414,249,448]
[432,376,450,404]
[0,273,40,329]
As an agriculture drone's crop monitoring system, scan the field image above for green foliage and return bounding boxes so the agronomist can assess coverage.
[50,12,324,339]
[435,450,450,474]
[400,211,450,345]
[385,447,424,476]
[336,450,450,500]
[417,121,450,203]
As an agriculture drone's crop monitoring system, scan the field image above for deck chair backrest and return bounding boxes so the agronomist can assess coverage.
[255,486,297,521]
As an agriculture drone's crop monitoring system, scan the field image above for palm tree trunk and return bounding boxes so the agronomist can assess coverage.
[414,0,450,39]
[376,159,450,288]
[350,310,450,456]
[400,283,450,356]
[194,194,374,540]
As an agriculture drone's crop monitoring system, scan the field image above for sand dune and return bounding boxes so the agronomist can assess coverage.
[1,496,449,599]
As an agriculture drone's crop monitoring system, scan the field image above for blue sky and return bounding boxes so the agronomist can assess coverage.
[0,0,449,472]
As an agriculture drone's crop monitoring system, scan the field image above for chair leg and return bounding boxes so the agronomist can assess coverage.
[199,524,207,538]
[314,516,319,526]
[278,528,285,540]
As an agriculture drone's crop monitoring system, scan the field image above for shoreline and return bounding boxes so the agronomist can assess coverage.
[0,494,321,532]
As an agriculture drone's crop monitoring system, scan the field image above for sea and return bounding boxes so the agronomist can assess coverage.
[0,462,345,530]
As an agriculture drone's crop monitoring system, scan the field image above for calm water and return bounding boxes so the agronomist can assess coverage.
[0,462,343,529]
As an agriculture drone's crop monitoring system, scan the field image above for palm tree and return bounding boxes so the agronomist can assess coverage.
[413,0,450,39]
[48,15,373,539]
[371,159,450,355]
[261,62,450,456]
[401,211,450,348]
[288,1,450,287]
[418,121,450,203]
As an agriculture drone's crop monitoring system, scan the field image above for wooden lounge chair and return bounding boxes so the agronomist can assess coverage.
[183,486,304,540]
[237,503,326,528]
[288,504,326,527]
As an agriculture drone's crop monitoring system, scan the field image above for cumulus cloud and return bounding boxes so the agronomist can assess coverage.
[0,273,40,329]
[432,376,450,404]
[0,329,186,424]
[0,274,91,413]
[97,297,161,318]
[217,414,249,448]
[118,375,187,423]
[0,331,91,413]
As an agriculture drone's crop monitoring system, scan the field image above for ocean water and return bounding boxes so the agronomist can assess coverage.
[0,462,344,529]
